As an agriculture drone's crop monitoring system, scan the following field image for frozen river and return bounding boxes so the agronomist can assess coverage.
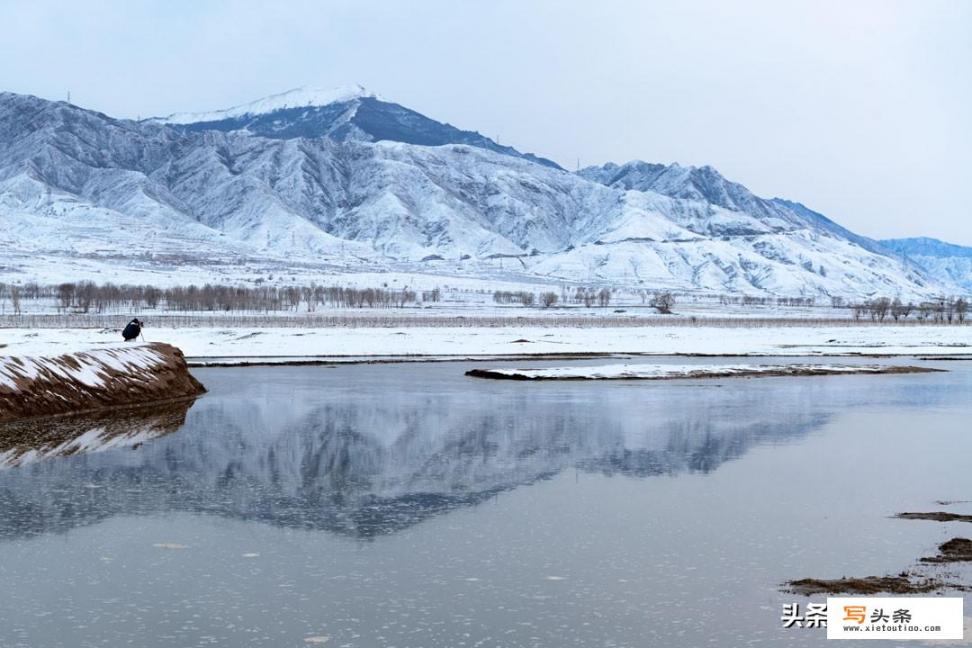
[0,357,970,646]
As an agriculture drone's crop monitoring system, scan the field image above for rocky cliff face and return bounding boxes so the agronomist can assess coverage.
[0,342,205,421]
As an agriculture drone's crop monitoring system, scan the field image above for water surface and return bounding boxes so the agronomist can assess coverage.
[1,358,970,647]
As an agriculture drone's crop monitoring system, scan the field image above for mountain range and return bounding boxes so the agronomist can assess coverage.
[0,86,966,298]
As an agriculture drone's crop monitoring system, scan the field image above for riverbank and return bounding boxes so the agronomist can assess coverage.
[0,343,205,422]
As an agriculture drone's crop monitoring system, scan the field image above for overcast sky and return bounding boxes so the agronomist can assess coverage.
[2,0,969,243]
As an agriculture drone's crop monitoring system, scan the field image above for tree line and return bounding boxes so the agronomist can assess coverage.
[493,287,676,312]
[849,296,968,323]
[1,281,435,313]
[717,295,817,307]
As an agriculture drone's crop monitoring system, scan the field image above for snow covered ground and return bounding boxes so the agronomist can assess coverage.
[2,324,971,363]
[0,345,170,391]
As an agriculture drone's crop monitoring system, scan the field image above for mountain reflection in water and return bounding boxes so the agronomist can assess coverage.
[0,363,931,541]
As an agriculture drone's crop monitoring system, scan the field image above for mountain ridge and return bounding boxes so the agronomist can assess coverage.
[147,86,562,170]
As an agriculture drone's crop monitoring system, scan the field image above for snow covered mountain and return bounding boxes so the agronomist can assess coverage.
[0,88,952,297]
[579,161,883,252]
[881,237,972,292]
[150,85,561,169]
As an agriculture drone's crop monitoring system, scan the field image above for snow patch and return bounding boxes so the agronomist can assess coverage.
[465,363,939,381]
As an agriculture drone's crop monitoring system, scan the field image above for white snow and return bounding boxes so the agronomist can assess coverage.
[468,363,909,380]
[150,84,377,124]
[2,325,971,363]
[0,344,165,391]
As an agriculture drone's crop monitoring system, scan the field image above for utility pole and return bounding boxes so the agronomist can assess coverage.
[66,91,71,104]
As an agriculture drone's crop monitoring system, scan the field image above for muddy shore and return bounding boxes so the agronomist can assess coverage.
[786,506,972,595]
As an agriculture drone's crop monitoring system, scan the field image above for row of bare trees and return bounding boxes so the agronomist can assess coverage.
[571,287,612,307]
[13,279,968,323]
[493,287,613,308]
[718,295,816,307]
[491,287,677,312]
[850,296,968,323]
[492,290,559,308]
[492,290,536,306]
[27,282,426,313]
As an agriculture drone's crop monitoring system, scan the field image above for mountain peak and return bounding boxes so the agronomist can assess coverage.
[144,85,562,169]
[151,84,379,125]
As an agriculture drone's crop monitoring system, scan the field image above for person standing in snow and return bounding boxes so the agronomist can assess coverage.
[122,318,143,341]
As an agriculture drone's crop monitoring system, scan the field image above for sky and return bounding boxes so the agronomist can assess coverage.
[1,0,970,243]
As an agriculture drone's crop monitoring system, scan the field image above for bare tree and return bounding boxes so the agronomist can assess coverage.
[579,288,595,308]
[870,297,891,321]
[58,283,75,312]
[540,292,559,308]
[651,292,675,314]
[955,298,968,323]
[597,287,611,307]
[890,298,912,322]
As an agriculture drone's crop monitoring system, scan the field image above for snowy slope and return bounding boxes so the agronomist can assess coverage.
[580,161,886,252]
[0,89,951,298]
[881,237,972,292]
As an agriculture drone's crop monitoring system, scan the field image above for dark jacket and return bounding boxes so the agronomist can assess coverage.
[122,319,142,341]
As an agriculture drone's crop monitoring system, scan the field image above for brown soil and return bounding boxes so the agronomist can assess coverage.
[0,343,206,422]
[787,574,944,595]
[921,538,972,563]
[896,512,972,523]
[465,365,942,381]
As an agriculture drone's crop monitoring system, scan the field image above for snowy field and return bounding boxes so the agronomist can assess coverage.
[0,285,844,320]
[3,324,972,363]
